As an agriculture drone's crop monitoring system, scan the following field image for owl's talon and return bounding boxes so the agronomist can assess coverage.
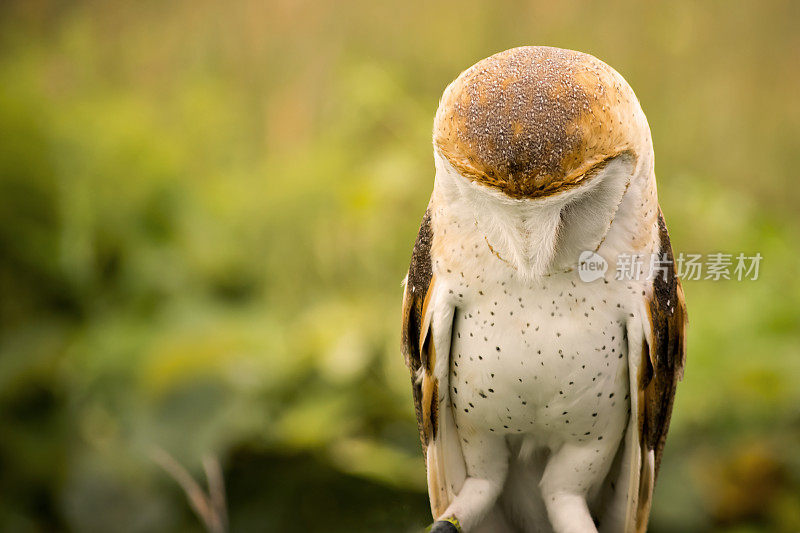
[428,518,461,533]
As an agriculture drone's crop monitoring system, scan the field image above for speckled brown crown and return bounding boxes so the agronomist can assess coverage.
[434,46,646,198]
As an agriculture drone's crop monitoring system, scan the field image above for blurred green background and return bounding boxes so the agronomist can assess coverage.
[1,1,799,531]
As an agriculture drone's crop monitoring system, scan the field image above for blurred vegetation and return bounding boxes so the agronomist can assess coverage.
[0,1,799,531]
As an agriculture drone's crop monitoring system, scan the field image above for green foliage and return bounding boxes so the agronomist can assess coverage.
[0,1,798,531]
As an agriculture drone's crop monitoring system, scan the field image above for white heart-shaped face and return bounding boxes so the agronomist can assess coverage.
[433,151,638,281]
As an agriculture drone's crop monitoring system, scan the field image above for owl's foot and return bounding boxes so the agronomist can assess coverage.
[428,517,461,533]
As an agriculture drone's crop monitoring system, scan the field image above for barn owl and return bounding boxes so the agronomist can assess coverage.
[401,46,686,533]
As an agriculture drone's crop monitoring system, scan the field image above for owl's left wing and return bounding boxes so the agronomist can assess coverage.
[610,212,687,533]
[640,213,688,475]
[401,208,465,520]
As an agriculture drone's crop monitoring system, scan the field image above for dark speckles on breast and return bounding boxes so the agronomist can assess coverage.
[447,266,630,449]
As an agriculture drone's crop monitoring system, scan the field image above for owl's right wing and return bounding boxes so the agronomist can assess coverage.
[401,208,465,520]
[600,211,687,533]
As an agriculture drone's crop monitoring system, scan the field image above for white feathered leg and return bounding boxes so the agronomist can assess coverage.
[437,433,509,532]
[540,442,619,533]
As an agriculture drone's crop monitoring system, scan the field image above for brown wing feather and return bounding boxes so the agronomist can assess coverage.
[401,208,437,449]
[642,212,688,476]
[633,211,687,532]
